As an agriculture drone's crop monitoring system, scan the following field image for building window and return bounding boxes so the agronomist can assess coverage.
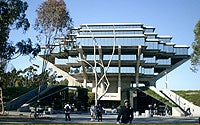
[116,37,145,46]
[87,67,93,72]
[156,58,171,65]
[86,55,99,60]
[144,68,154,75]
[164,45,174,53]
[116,31,143,35]
[139,67,154,75]
[159,38,171,43]
[121,67,135,73]
[77,37,145,46]
[67,56,78,63]
[77,38,94,46]
[96,38,115,46]
[79,30,143,35]
[145,42,158,50]
[146,35,156,39]
[81,25,142,29]
[121,55,136,60]
[174,48,188,55]
[104,55,118,60]
[95,67,119,73]
[144,29,154,33]
[143,56,156,63]
[55,58,67,64]
[158,43,164,51]
[70,67,80,74]
[107,67,119,73]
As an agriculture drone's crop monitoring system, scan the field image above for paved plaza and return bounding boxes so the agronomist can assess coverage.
[0,111,199,124]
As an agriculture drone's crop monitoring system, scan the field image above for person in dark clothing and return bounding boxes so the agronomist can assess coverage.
[95,103,103,122]
[64,103,71,121]
[117,99,133,124]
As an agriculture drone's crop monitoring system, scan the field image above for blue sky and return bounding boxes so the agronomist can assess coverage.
[9,0,200,90]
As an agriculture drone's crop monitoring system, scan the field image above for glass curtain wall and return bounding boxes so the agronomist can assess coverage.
[77,37,145,46]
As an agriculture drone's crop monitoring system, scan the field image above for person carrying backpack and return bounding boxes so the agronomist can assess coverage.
[95,103,103,122]
[64,103,71,121]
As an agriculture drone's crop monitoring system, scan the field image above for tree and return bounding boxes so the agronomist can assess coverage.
[0,68,31,87]
[0,0,40,63]
[191,20,200,72]
[0,0,41,78]
[34,0,73,84]
[34,0,72,59]
[0,0,40,113]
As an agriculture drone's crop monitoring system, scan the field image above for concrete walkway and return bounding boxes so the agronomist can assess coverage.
[0,111,199,124]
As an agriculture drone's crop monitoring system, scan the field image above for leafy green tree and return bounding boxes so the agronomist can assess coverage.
[191,20,200,72]
[59,79,68,85]
[21,66,38,87]
[0,0,40,62]
[20,66,59,87]
[0,0,41,112]
[1,67,33,88]
[5,69,22,87]
[0,0,41,80]
[1,65,60,88]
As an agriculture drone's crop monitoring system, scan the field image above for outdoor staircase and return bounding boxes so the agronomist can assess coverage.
[160,90,187,116]
[161,89,200,117]
[5,85,46,110]
[7,85,72,112]
[149,86,200,117]
[25,85,57,104]
[6,54,83,111]
[25,85,72,104]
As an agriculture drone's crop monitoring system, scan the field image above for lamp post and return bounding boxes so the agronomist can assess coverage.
[32,64,39,119]
[165,72,168,89]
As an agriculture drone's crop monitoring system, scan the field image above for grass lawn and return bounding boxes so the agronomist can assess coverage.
[173,90,200,107]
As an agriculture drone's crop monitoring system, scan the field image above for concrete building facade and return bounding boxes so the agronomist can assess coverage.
[39,23,190,109]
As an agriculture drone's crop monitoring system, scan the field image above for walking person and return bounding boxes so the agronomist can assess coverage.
[90,105,96,121]
[64,103,71,121]
[148,104,154,117]
[117,99,133,124]
[164,105,169,117]
[95,103,103,122]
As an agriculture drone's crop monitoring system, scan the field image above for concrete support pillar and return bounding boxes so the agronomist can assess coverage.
[78,46,87,88]
[118,46,121,98]
[98,46,105,93]
[135,45,142,87]
[130,45,142,108]
[129,90,133,107]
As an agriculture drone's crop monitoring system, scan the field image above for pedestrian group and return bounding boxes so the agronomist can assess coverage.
[64,99,188,124]
[64,99,134,124]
